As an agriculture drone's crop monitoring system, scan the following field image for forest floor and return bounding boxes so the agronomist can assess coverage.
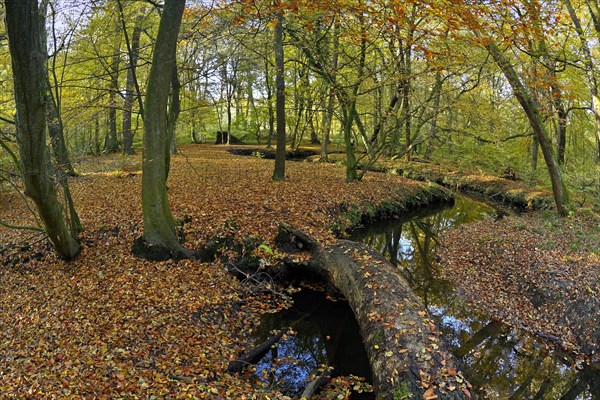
[0,144,446,399]
[439,209,600,364]
[0,144,598,398]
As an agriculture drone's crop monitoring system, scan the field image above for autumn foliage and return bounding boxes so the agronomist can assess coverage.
[0,145,439,397]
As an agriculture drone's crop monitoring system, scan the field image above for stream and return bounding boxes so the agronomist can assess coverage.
[255,195,599,399]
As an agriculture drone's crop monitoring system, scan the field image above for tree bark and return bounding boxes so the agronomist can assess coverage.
[565,0,600,164]
[5,0,80,260]
[43,3,76,177]
[141,0,189,257]
[425,71,443,160]
[272,8,286,181]
[107,19,121,153]
[486,42,569,216]
[122,12,143,155]
[278,224,472,400]
[320,22,339,161]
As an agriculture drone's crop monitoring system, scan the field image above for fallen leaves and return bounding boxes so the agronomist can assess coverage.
[440,210,600,363]
[0,145,441,397]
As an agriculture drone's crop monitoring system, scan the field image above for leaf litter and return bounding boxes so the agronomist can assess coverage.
[0,144,438,398]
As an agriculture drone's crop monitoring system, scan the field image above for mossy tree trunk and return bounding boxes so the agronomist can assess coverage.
[141,0,189,257]
[5,0,80,260]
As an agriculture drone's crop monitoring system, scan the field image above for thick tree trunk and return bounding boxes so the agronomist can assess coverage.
[141,0,189,258]
[278,224,472,400]
[5,0,80,260]
[272,9,286,181]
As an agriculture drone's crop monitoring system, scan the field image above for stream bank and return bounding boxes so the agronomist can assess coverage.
[352,196,599,399]
[247,196,598,399]
[304,153,554,211]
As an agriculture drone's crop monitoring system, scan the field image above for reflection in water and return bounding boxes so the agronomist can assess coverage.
[352,195,599,399]
[254,290,374,399]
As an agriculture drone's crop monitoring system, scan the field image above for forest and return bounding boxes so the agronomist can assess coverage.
[0,0,599,399]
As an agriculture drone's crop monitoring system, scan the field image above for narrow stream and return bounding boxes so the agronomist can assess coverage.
[255,195,599,399]
[351,195,599,399]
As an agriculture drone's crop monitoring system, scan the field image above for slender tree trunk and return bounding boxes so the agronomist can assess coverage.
[272,8,286,181]
[319,21,339,161]
[107,20,121,153]
[425,71,443,160]
[401,43,412,160]
[141,0,189,256]
[46,92,75,175]
[43,0,75,177]
[565,0,600,163]
[487,42,569,216]
[341,17,367,182]
[340,98,357,182]
[5,0,80,259]
[94,114,100,154]
[168,67,181,157]
[122,16,142,155]
[587,0,600,41]
[531,135,539,172]
[264,48,275,149]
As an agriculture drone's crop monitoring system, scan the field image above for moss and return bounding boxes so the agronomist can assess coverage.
[370,159,554,211]
[338,185,453,233]
[392,382,412,400]
[372,328,384,346]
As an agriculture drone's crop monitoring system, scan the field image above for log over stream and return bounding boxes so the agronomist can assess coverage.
[277,223,473,400]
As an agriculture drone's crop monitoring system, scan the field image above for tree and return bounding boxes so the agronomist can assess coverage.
[486,42,570,216]
[119,1,145,155]
[272,3,286,181]
[4,0,80,259]
[140,0,190,258]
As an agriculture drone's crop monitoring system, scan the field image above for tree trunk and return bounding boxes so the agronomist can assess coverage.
[46,91,75,175]
[272,9,286,181]
[5,0,80,260]
[107,19,121,153]
[43,5,76,177]
[320,23,339,161]
[168,67,181,157]
[486,42,569,216]
[531,135,539,173]
[278,224,472,400]
[141,0,189,257]
[122,14,142,155]
[425,71,443,160]
[565,0,600,164]
[587,0,600,42]
[340,98,358,182]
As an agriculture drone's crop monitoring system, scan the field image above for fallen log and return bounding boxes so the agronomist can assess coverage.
[227,330,284,373]
[300,368,332,399]
[278,223,473,400]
